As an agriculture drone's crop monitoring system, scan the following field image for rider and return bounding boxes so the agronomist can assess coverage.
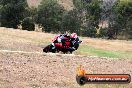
[51,32,78,50]
[70,33,78,50]
[51,33,70,49]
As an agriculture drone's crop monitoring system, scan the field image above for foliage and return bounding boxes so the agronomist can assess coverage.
[61,9,81,34]
[28,6,37,23]
[82,27,97,37]
[72,0,102,37]
[36,0,65,33]
[0,0,132,39]
[97,28,108,38]
[22,17,35,31]
[0,0,29,28]
[86,0,102,27]
[112,0,132,39]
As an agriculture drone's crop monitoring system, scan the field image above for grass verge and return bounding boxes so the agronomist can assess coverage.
[76,45,132,58]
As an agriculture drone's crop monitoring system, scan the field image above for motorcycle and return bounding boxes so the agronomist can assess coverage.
[43,36,82,54]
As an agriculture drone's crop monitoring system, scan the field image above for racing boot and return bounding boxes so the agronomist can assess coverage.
[69,47,75,51]
[71,47,75,50]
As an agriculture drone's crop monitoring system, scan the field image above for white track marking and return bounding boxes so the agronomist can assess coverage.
[0,49,78,56]
[0,50,44,54]
[0,50,118,59]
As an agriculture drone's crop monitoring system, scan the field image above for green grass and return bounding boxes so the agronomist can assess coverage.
[77,45,132,58]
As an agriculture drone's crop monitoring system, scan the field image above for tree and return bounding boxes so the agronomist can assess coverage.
[36,0,65,33]
[0,0,29,28]
[0,5,2,26]
[19,6,37,31]
[85,0,102,37]
[112,0,132,39]
[22,17,35,31]
[29,6,37,22]
[87,0,102,28]
[61,9,81,34]
[72,0,102,37]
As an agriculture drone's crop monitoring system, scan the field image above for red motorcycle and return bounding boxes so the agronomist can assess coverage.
[43,35,82,54]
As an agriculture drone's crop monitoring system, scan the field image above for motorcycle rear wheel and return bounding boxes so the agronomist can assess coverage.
[43,45,50,53]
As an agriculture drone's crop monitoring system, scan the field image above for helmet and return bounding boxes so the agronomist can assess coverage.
[70,33,77,39]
